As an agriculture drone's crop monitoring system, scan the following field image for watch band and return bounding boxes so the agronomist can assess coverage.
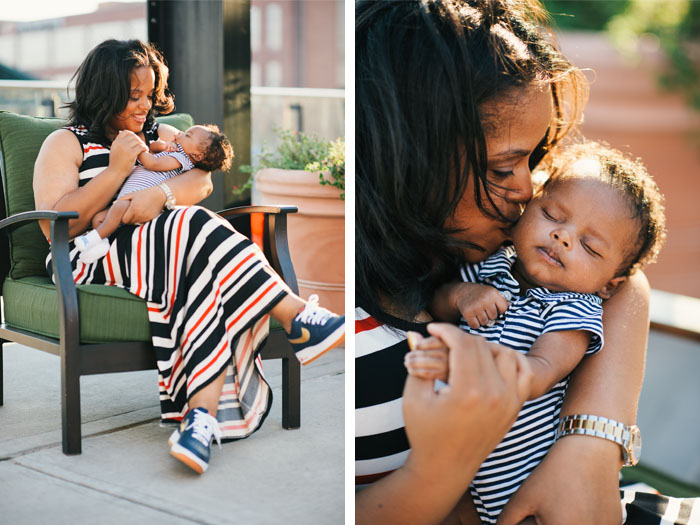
[556,414,641,466]
[158,182,176,210]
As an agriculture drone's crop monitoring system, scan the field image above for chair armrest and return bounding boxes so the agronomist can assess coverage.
[0,210,78,231]
[0,209,80,348]
[216,204,298,218]
[216,205,299,295]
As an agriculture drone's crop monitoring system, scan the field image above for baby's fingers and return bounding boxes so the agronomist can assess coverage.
[404,351,448,382]
[496,294,510,316]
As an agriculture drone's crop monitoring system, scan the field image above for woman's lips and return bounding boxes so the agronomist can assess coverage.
[537,246,563,267]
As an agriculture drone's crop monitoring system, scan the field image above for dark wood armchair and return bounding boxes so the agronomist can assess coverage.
[0,111,301,455]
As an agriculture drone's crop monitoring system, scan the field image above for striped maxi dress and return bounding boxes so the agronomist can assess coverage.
[45,122,289,440]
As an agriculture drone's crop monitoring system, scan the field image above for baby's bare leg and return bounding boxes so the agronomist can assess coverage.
[92,209,109,230]
[95,200,131,240]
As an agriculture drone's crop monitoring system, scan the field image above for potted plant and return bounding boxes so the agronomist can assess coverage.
[236,129,345,315]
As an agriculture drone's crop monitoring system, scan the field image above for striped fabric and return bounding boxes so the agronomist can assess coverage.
[621,490,700,524]
[459,245,604,523]
[117,143,194,198]
[46,123,289,440]
[355,308,426,486]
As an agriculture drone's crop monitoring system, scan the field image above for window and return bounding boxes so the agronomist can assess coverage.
[265,3,282,51]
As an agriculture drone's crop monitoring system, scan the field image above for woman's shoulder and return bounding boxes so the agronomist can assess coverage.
[41,127,83,155]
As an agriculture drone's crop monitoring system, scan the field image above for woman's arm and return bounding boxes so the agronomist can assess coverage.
[117,168,213,224]
[357,324,532,524]
[498,271,650,524]
[34,129,146,238]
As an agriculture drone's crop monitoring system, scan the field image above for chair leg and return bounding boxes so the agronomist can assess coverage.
[61,343,82,455]
[281,353,301,429]
[0,340,4,406]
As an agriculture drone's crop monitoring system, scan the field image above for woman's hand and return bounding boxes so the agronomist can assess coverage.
[357,324,532,524]
[401,324,531,522]
[109,130,148,180]
[404,324,532,475]
[118,186,166,225]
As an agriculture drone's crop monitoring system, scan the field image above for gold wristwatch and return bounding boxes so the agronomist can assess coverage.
[556,414,642,467]
[158,182,176,210]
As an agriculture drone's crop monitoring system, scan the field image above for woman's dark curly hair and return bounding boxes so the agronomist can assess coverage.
[196,125,235,173]
[542,141,666,277]
[66,39,174,144]
[356,0,588,320]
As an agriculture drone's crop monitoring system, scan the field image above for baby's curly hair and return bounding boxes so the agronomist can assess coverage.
[542,141,666,276]
[195,125,234,172]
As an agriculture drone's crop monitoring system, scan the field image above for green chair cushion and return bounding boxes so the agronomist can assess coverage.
[3,276,151,343]
[2,276,284,344]
[0,111,194,280]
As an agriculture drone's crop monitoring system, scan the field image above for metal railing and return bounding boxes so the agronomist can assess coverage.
[0,81,345,148]
[0,80,73,117]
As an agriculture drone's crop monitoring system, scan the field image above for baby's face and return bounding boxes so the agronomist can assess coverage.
[511,176,638,294]
[175,125,210,160]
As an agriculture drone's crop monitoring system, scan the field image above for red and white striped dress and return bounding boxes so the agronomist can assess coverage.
[46,122,289,439]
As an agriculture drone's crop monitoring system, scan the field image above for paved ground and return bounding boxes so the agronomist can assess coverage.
[0,343,345,524]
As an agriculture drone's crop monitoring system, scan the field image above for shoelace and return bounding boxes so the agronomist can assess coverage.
[186,410,222,449]
[295,294,335,326]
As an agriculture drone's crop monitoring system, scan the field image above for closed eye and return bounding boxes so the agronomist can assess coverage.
[491,169,514,179]
[581,240,601,258]
[542,208,558,221]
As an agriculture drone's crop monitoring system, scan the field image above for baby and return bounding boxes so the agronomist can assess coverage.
[405,141,666,524]
[75,124,233,263]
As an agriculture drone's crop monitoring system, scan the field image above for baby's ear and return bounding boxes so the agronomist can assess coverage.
[597,276,627,300]
[191,151,204,161]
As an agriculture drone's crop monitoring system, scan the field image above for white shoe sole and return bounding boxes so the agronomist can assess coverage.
[170,442,208,474]
[295,323,345,365]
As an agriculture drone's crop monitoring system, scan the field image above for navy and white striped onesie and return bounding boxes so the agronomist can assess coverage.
[117,143,194,198]
[459,245,604,523]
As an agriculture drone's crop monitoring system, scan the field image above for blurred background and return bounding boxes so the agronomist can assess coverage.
[543,0,700,496]
[0,0,345,209]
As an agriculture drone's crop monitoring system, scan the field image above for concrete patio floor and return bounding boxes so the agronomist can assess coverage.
[0,342,345,524]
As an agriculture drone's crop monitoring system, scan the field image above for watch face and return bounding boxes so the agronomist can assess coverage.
[630,426,642,463]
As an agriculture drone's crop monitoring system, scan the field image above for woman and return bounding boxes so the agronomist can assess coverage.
[33,39,344,475]
[355,1,648,523]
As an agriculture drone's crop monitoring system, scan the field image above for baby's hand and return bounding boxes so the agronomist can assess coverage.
[149,139,178,153]
[404,331,449,382]
[455,283,510,330]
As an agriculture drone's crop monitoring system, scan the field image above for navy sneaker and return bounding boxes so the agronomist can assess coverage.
[288,294,345,365]
[169,407,222,474]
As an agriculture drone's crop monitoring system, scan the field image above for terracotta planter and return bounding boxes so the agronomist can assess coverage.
[253,168,345,315]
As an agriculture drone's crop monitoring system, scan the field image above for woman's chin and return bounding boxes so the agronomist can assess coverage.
[110,119,145,134]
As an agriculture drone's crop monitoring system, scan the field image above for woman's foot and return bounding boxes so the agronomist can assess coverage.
[287,295,345,365]
[169,407,222,474]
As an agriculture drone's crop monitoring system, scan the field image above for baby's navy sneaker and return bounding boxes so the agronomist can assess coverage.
[169,407,222,474]
[288,294,345,365]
